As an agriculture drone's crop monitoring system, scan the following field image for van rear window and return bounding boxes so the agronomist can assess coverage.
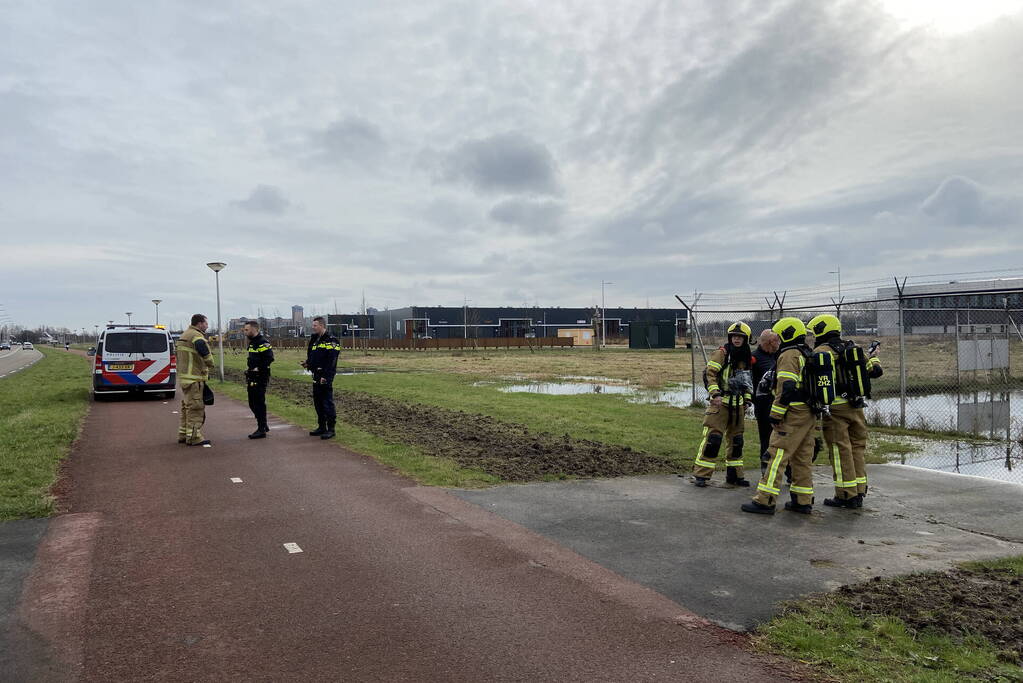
[104,333,168,354]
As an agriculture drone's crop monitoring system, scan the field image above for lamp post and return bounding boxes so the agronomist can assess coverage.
[829,267,841,300]
[829,267,842,315]
[152,299,162,325]
[600,281,613,349]
[126,311,133,326]
[206,262,227,381]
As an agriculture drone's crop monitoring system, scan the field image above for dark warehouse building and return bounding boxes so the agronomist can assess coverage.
[367,306,688,340]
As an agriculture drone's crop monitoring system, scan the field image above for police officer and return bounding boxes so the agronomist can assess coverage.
[751,329,781,474]
[692,321,754,487]
[302,316,341,439]
[176,314,216,446]
[807,314,883,508]
[243,321,274,439]
[742,317,819,515]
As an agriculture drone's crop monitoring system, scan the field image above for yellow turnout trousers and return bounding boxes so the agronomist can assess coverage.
[848,407,869,494]
[753,406,817,506]
[822,404,861,500]
[692,400,746,481]
[178,382,206,445]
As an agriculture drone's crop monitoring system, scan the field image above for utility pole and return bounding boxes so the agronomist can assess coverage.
[601,280,613,349]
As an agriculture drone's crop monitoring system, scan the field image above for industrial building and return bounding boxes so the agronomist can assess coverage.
[876,278,1023,335]
[367,306,687,340]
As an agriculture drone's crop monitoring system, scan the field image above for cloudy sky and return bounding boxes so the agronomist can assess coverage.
[2,0,1022,330]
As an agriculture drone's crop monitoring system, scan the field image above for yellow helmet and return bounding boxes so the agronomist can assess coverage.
[807,314,842,338]
[727,321,752,341]
[772,317,806,345]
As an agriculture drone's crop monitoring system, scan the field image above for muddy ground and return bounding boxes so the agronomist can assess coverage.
[790,564,1023,663]
[229,371,675,482]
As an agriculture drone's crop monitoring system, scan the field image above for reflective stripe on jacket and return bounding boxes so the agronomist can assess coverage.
[176,326,214,385]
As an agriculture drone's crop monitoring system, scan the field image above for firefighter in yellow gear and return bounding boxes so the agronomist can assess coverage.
[807,314,883,507]
[742,317,819,515]
[692,321,754,487]
[176,314,216,446]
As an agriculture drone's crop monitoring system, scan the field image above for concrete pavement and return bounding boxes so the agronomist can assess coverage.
[452,466,1023,631]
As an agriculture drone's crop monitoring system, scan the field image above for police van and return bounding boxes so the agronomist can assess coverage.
[91,325,176,400]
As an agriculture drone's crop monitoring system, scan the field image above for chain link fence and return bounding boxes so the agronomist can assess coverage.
[684,299,1023,484]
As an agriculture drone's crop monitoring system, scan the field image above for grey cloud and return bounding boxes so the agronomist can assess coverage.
[231,185,292,215]
[919,176,1020,226]
[615,1,904,182]
[440,132,560,196]
[311,116,386,165]
[488,198,564,234]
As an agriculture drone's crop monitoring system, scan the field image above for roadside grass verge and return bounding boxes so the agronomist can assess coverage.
[220,364,715,473]
[219,351,932,482]
[213,380,499,488]
[755,555,1023,682]
[0,348,91,520]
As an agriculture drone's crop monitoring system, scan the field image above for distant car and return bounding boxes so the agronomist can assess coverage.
[23,342,34,350]
[0,342,10,350]
[92,326,175,400]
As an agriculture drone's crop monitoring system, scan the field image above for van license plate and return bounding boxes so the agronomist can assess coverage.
[107,364,134,371]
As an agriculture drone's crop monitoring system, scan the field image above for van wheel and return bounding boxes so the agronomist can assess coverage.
[92,392,106,402]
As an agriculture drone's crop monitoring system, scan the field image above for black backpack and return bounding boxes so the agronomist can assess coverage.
[800,346,836,415]
[830,340,872,402]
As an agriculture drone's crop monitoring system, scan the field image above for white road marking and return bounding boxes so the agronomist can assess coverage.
[283,543,303,554]
[171,411,178,414]
[230,477,243,483]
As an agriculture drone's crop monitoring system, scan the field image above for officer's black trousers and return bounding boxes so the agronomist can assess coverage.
[312,381,336,426]
[753,396,774,468]
[247,378,269,429]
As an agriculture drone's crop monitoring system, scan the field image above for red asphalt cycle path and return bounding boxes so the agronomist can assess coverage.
[12,383,795,681]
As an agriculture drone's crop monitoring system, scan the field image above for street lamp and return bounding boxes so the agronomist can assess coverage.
[600,281,614,349]
[152,299,162,325]
[829,267,841,300]
[126,311,133,326]
[206,262,227,382]
[829,267,842,315]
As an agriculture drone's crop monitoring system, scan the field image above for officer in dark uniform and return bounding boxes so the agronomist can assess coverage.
[303,315,341,439]
[751,328,780,473]
[243,321,274,439]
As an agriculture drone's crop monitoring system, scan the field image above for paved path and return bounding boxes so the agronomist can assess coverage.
[453,466,1023,630]
[4,393,793,682]
[0,347,42,379]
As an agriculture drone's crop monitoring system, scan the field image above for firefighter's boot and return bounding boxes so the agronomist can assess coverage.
[784,493,813,515]
[741,501,775,515]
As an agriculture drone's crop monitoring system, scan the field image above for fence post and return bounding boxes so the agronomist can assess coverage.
[894,277,907,428]
[955,308,961,391]
[690,309,697,405]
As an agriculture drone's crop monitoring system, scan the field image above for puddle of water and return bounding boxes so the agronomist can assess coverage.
[559,375,631,384]
[498,382,637,396]
[867,390,1023,438]
[887,436,1023,485]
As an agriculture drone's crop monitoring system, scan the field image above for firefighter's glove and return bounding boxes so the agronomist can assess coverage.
[813,437,823,462]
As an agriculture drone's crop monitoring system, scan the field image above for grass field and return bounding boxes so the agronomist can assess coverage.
[756,555,1023,682]
[218,347,929,486]
[0,348,91,520]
